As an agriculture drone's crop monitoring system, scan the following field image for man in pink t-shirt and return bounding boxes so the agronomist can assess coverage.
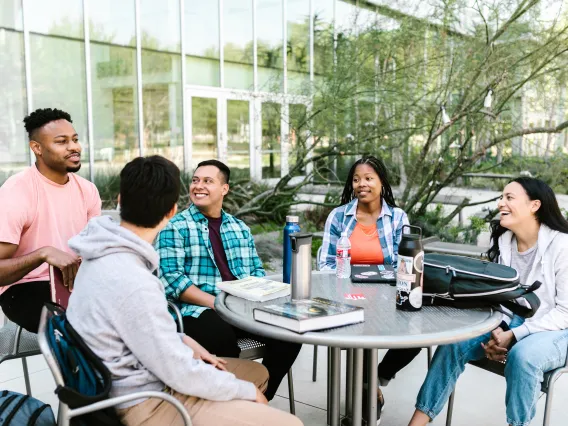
[0,108,101,333]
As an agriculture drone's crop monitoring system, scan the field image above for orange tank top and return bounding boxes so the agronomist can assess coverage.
[349,222,384,265]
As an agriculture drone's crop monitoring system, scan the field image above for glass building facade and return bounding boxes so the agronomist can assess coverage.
[0,0,382,182]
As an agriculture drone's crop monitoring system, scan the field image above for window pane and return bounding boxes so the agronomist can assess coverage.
[0,25,27,181]
[89,0,135,46]
[257,0,283,92]
[192,97,218,164]
[227,100,250,178]
[141,0,180,52]
[142,51,183,167]
[1,0,23,30]
[261,102,281,178]
[27,0,83,38]
[336,0,358,32]
[287,0,310,94]
[91,43,140,168]
[289,103,307,176]
[30,34,90,179]
[224,0,253,90]
[186,0,220,86]
[313,0,334,76]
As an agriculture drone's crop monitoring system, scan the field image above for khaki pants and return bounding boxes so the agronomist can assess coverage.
[117,358,303,426]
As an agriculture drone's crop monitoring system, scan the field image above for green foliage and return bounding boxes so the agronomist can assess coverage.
[466,155,568,194]
[412,204,488,244]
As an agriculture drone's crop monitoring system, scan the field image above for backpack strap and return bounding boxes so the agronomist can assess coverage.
[4,394,29,425]
[0,394,18,415]
[500,292,541,319]
[27,404,50,426]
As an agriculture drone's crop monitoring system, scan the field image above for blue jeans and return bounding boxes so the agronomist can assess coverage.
[416,315,568,426]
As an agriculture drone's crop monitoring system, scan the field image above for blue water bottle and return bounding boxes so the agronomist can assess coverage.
[283,215,301,284]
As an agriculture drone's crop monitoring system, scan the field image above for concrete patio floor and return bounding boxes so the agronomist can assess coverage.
[1,344,566,425]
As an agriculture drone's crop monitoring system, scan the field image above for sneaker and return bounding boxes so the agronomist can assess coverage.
[340,387,384,426]
[362,387,384,426]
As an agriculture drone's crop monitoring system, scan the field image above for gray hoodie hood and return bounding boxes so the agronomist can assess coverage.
[69,215,158,272]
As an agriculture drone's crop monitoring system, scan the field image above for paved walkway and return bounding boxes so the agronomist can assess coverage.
[2,345,566,425]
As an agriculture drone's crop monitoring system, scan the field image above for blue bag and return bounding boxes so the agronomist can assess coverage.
[0,390,56,425]
[45,303,121,426]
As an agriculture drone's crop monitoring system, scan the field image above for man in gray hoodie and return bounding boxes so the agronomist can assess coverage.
[66,156,302,426]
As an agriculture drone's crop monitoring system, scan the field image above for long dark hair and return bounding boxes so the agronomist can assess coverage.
[340,156,397,207]
[487,177,568,262]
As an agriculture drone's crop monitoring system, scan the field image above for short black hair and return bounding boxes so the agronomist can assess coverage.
[120,156,181,228]
[196,159,230,184]
[23,108,73,140]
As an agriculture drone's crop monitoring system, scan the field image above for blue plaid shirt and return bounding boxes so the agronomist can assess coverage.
[318,198,409,270]
[155,204,265,318]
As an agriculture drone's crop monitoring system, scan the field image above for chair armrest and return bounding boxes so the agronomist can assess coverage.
[68,391,192,426]
[168,301,185,333]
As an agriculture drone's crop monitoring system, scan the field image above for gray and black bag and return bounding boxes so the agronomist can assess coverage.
[423,253,541,317]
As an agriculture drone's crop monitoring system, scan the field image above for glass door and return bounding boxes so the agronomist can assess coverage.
[226,99,251,179]
[187,89,253,178]
[189,95,218,165]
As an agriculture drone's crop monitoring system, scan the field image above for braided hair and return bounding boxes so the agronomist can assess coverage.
[23,108,73,140]
[339,156,397,207]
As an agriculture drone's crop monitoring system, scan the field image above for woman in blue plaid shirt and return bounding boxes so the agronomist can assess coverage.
[319,156,421,425]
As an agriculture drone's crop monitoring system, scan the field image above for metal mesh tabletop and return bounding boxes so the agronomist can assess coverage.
[215,271,502,349]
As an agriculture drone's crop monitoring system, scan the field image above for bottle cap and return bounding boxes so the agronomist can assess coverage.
[341,231,348,237]
[286,215,300,223]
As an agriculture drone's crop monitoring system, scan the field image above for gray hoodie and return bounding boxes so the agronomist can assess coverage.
[67,216,256,408]
[499,224,568,341]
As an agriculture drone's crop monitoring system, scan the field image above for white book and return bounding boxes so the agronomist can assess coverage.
[216,276,291,302]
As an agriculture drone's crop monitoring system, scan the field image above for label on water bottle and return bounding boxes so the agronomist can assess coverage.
[337,248,351,258]
[409,287,423,308]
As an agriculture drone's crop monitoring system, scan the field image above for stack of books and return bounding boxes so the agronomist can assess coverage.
[216,276,290,302]
[253,297,364,333]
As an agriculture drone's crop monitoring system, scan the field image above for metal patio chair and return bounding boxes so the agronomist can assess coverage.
[38,306,192,426]
[445,354,568,426]
[0,312,40,396]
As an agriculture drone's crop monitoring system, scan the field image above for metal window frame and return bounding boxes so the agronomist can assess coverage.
[219,0,224,88]
[180,0,190,171]
[134,0,145,157]
[83,0,95,181]
[22,0,33,167]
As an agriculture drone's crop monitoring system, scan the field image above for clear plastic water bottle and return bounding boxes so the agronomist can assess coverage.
[336,231,351,279]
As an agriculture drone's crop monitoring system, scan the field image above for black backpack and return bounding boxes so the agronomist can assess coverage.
[44,302,122,426]
[422,253,541,318]
[0,390,55,426]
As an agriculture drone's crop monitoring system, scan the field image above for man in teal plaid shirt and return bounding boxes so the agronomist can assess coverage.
[155,160,301,401]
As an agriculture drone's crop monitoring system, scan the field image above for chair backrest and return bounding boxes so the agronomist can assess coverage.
[38,304,122,425]
[38,306,67,388]
[316,246,322,271]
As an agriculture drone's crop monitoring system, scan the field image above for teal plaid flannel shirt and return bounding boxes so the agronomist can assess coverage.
[155,204,265,318]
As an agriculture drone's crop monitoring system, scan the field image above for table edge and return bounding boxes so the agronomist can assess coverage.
[214,291,503,349]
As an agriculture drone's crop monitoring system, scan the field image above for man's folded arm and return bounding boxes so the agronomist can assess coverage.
[0,243,45,286]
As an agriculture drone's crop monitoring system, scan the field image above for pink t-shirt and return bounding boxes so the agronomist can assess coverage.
[0,165,101,293]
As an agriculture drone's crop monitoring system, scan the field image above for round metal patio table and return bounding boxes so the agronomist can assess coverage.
[215,271,502,426]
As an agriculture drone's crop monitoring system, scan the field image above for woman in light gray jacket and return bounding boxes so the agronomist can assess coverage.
[409,177,568,426]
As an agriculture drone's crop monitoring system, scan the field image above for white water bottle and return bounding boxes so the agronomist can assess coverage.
[336,231,351,279]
